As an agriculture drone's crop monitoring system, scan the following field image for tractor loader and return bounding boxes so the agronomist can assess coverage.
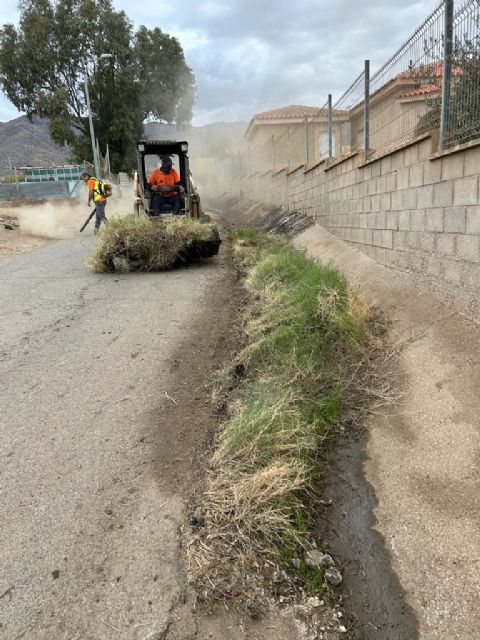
[133,139,221,258]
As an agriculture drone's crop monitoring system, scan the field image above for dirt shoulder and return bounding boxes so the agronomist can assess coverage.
[0,208,48,263]
[294,224,480,640]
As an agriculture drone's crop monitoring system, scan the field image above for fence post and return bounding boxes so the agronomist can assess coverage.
[287,126,291,170]
[304,115,309,165]
[96,138,101,178]
[14,165,20,199]
[328,94,333,159]
[440,0,454,151]
[364,60,370,156]
[105,144,112,181]
[272,134,276,171]
[84,79,100,178]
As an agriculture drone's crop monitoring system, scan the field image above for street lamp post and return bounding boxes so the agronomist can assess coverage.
[84,53,112,177]
[84,78,99,177]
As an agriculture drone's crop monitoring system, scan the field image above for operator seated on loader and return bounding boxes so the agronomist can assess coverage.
[147,155,183,216]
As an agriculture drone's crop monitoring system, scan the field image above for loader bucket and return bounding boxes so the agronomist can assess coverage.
[185,224,221,259]
[90,215,221,273]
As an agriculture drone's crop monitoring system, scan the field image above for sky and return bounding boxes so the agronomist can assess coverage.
[0,0,440,125]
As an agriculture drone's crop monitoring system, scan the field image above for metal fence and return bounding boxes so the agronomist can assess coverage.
[443,0,480,147]
[362,3,445,157]
[245,114,329,174]
[22,165,86,183]
[229,0,480,179]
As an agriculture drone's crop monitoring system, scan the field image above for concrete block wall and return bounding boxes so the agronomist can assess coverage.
[234,136,480,322]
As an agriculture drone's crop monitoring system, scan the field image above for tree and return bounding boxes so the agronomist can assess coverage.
[134,27,195,127]
[0,0,196,172]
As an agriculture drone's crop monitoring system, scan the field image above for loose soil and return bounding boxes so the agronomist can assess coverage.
[150,246,242,497]
[0,209,47,263]
[315,437,419,640]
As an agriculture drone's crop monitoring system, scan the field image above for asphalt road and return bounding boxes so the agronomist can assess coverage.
[0,235,221,640]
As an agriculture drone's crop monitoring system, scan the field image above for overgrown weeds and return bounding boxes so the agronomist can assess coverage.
[187,228,390,608]
[89,214,218,272]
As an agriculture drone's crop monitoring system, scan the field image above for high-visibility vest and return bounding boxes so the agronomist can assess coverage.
[87,177,107,202]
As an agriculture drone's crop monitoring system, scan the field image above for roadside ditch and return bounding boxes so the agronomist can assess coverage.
[156,206,418,640]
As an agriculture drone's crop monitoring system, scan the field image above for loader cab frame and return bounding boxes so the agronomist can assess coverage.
[134,140,197,217]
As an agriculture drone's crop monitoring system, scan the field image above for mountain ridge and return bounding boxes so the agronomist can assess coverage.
[0,115,247,174]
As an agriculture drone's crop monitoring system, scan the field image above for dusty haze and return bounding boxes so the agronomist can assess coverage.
[5,186,132,239]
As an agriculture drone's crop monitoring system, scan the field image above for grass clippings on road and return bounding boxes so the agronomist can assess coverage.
[187,228,389,617]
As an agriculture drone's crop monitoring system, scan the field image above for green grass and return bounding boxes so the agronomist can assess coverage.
[189,227,377,601]
[222,229,363,466]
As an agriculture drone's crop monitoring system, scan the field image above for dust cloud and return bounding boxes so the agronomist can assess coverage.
[144,122,248,205]
[185,123,247,204]
[13,185,133,239]
[17,201,88,239]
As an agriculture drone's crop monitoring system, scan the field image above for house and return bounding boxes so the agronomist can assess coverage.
[348,62,461,156]
[245,105,349,172]
[243,64,459,172]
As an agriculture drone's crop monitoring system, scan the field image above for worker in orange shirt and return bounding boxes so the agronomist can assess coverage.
[147,155,183,216]
[81,172,108,233]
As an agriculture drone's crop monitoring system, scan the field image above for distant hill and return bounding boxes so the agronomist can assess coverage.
[0,115,248,174]
[0,115,70,173]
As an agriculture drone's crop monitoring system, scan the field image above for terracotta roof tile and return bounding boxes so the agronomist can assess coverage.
[399,83,441,98]
[254,105,326,120]
[396,62,462,80]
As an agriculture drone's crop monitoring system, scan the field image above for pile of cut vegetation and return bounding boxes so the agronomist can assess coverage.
[187,228,389,622]
[89,215,220,272]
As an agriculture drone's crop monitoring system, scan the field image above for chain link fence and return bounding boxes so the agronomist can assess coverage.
[443,0,480,147]
[228,0,480,179]
[367,3,445,158]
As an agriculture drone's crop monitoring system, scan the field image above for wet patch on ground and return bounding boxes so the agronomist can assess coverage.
[314,435,419,640]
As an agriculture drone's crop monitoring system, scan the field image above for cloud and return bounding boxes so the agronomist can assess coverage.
[155,0,441,123]
[198,2,232,20]
[166,27,210,52]
[0,95,20,123]
[1,0,441,125]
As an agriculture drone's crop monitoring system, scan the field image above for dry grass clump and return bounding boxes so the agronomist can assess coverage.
[89,214,218,272]
[187,228,391,607]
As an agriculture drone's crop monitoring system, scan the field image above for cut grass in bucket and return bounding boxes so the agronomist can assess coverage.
[89,214,220,272]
